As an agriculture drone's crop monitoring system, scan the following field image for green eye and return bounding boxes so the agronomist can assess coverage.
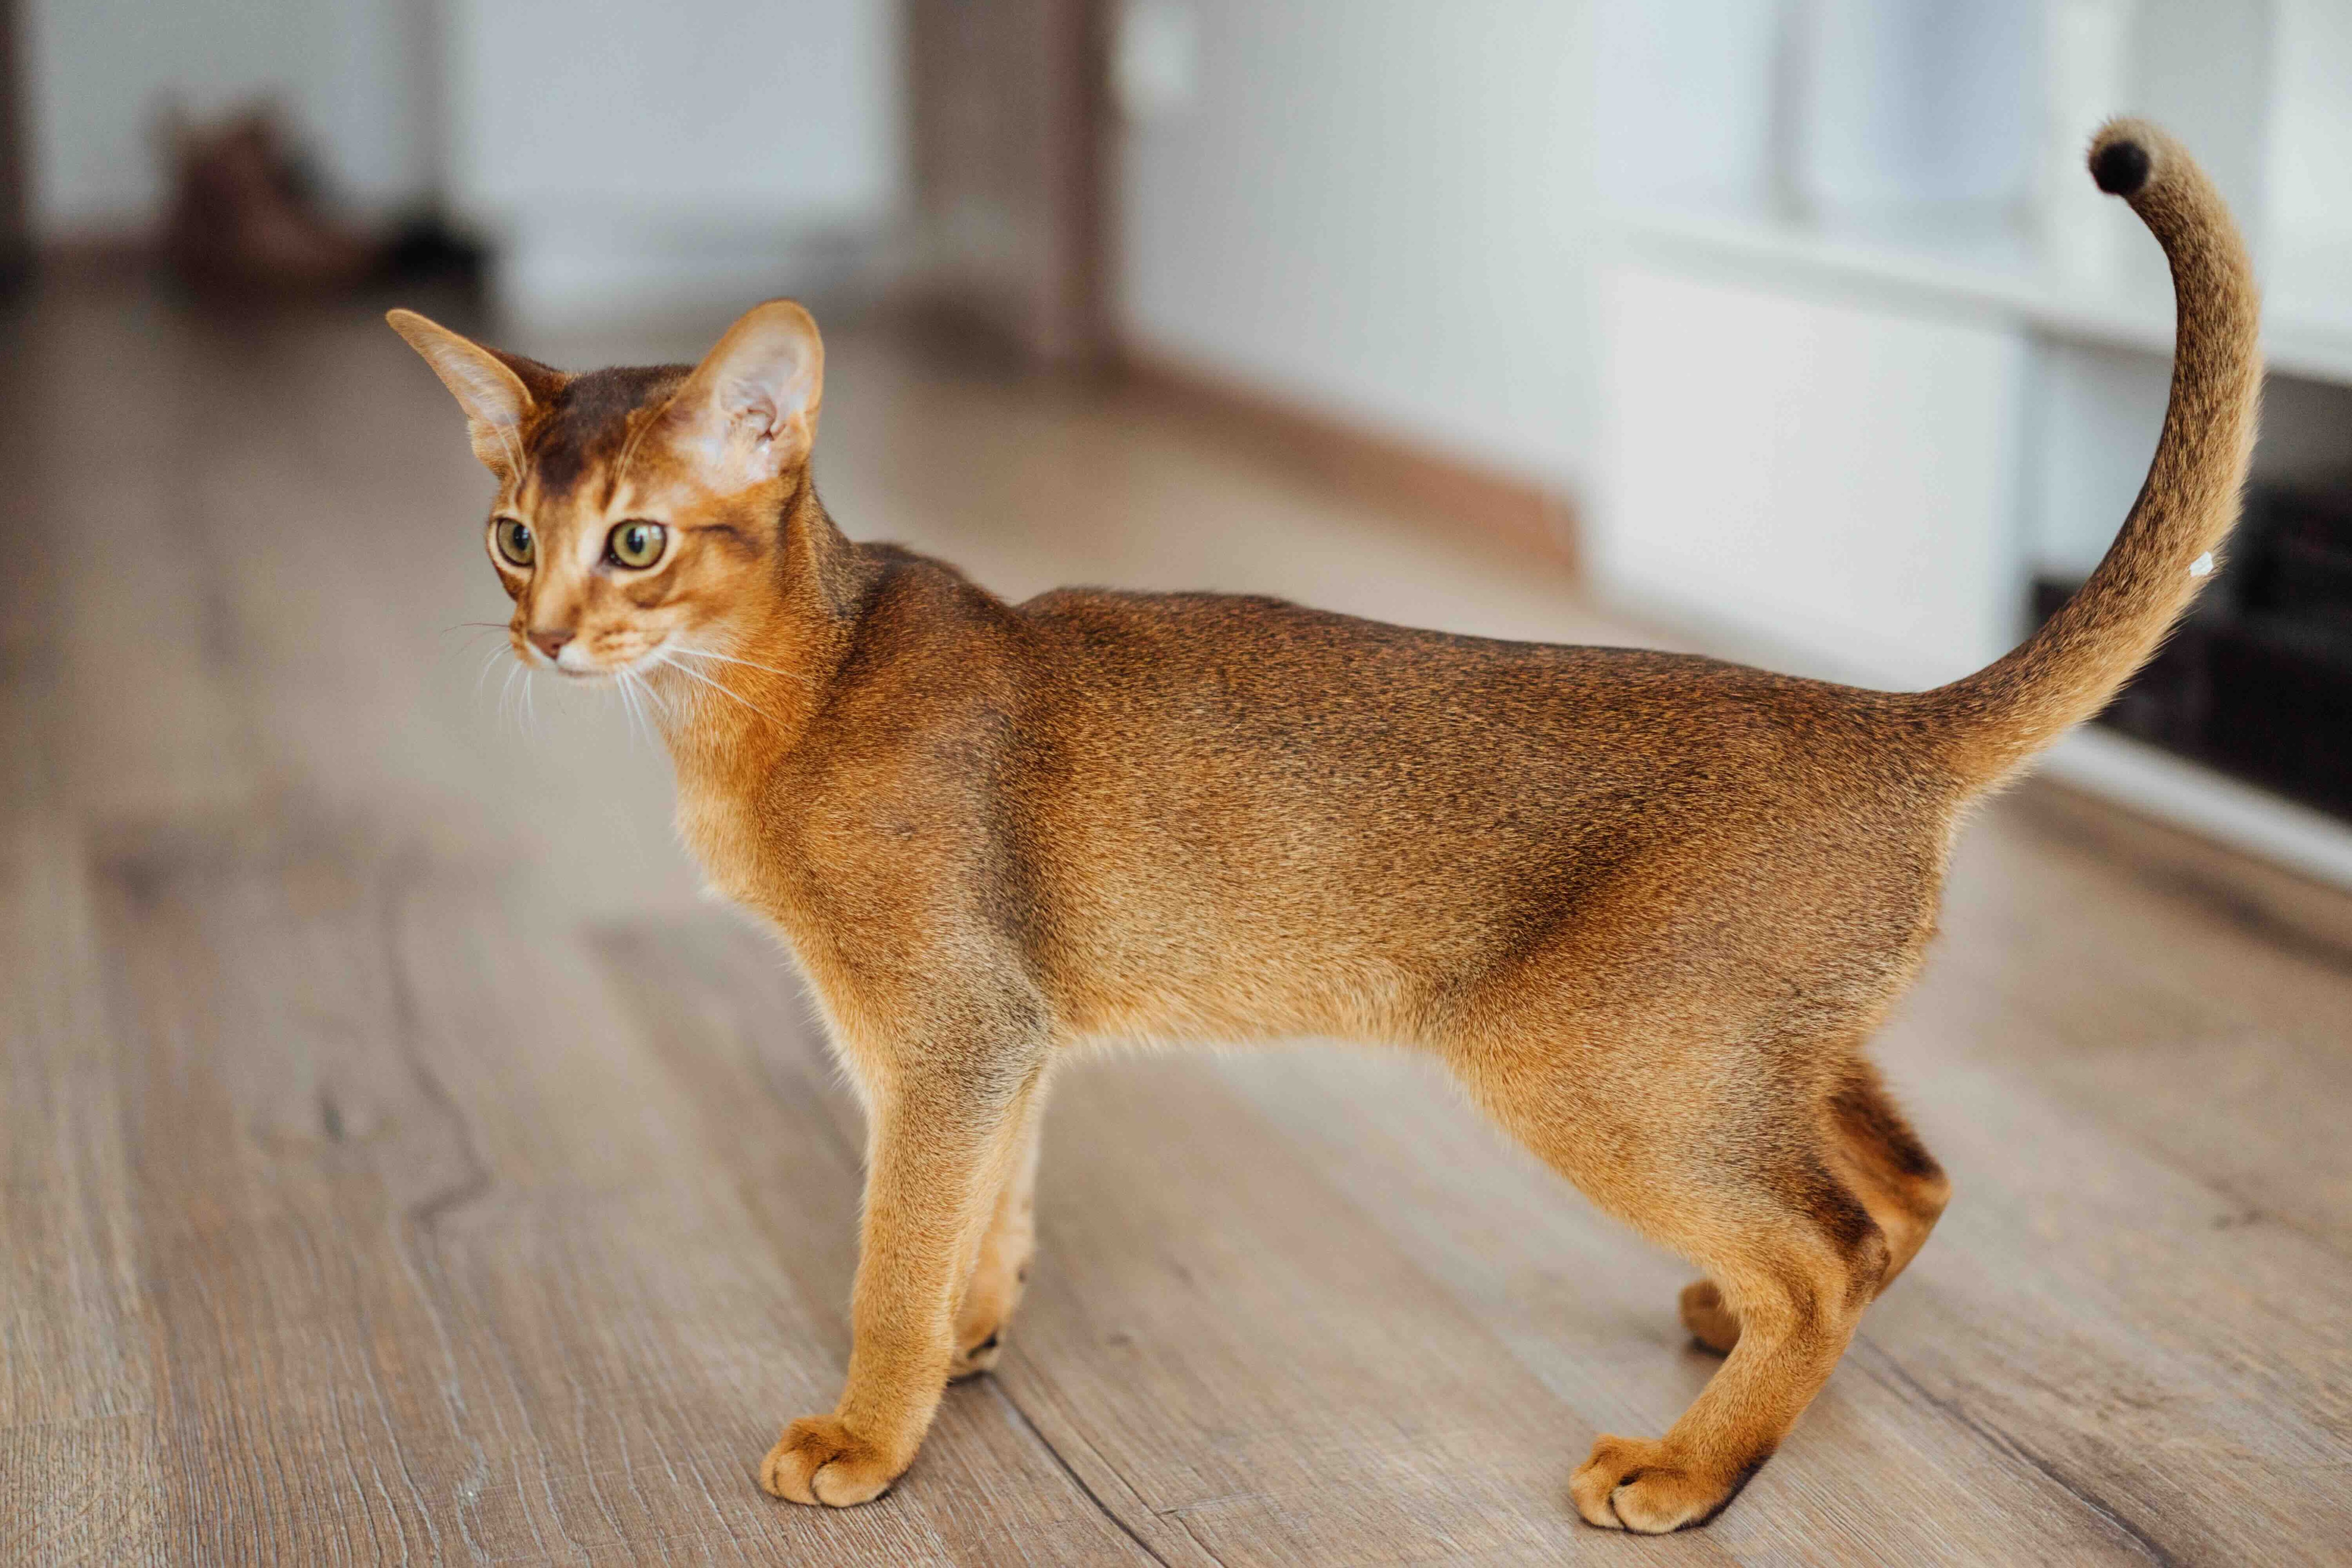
[493,517,534,566]
[606,520,667,569]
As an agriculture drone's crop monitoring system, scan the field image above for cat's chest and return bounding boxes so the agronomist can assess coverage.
[669,744,982,944]
[670,763,854,934]
[673,772,777,910]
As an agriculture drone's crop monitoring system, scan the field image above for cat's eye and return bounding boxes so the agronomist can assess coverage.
[606,520,667,570]
[492,517,534,567]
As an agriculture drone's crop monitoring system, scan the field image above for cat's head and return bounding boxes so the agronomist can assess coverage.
[388,300,823,680]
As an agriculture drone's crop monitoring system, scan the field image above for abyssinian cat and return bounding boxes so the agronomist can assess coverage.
[388,122,2258,1533]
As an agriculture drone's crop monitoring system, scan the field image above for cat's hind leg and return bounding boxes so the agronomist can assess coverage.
[1455,1018,1891,1534]
[1826,1058,1949,1291]
[1679,1056,1947,1355]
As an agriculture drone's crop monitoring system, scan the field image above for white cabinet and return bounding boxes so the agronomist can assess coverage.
[1594,262,2026,689]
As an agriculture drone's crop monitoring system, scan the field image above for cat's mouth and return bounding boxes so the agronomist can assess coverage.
[540,637,674,683]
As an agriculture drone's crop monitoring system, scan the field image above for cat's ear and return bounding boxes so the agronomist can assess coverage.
[662,299,824,489]
[385,309,561,479]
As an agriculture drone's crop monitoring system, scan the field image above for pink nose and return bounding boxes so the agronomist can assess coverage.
[528,628,573,661]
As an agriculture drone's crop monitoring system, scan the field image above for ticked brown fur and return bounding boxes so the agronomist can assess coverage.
[389,122,2260,1533]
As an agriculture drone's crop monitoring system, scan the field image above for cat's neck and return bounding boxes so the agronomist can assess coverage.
[653,480,874,782]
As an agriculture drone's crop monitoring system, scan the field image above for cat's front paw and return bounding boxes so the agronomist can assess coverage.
[1570,1433,1744,1533]
[759,1415,905,1506]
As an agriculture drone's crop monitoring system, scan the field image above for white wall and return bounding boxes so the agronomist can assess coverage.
[446,0,904,328]
[1594,0,1781,214]
[2265,0,2352,316]
[1117,0,1599,498]
[26,0,437,234]
[446,0,896,223]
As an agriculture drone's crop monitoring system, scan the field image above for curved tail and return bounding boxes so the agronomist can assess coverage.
[1923,119,2263,789]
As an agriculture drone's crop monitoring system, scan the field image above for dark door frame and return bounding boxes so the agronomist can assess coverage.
[906,0,1112,368]
[0,0,27,288]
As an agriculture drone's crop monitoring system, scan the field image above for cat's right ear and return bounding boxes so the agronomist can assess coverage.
[385,309,560,480]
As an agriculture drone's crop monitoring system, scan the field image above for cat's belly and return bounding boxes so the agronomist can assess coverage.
[1026,852,1540,1048]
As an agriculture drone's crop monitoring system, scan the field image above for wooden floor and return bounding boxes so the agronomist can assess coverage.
[5,279,2351,1567]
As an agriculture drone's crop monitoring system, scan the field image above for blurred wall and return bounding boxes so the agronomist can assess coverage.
[26,0,437,234]
[1118,0,1600,497]
[2267,0,2352,278]
[447,0,904,328]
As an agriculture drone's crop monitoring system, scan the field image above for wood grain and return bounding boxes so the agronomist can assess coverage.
[1,275,2347,1564]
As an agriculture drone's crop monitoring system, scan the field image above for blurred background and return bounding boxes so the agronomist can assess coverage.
[9,0,2347,878]
[8,7,2352,1562]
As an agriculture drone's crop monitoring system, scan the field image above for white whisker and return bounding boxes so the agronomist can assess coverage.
[446,626,510,667]
[633,665,678,722]
[621,667,666,746]
[613,668,643,746]
[640,670,667,735]
[665,644,813,685]
[473,645,505,709]
[658,653,784,726]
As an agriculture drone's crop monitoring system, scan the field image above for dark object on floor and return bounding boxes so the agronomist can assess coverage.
[2034,480,2352,820]
[381,214,488,288]
[157,105,484,299]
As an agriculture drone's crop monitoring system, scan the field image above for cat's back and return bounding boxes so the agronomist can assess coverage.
[1011,584,1876,788]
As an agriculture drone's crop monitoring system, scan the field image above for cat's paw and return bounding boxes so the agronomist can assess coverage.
[759,1415,904,1507]
[1678,1279,1741,1354]
[947,1247,1029,1383]
[946,1326,1002,1382]
[1570,1434,1740,1533]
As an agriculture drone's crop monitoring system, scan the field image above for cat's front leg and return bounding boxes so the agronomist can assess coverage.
[761,1049,1048,1507]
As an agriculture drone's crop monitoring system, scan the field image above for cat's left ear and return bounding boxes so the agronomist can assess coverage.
[662,299,824,490]
[385,309,562,480]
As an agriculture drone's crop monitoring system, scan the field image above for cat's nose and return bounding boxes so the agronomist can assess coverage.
[528,627,574,661]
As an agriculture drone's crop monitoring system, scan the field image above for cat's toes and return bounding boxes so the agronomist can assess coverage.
[759,1415,903,1507]
[1678,1279,1741,1354]
[946,1326,1003,1382]
[1571,1434,1740,1533]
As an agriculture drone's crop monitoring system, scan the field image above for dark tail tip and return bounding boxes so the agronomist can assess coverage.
[2090,138,2151,198]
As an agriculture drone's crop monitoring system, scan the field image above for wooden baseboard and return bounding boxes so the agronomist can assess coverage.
[1120,345,1581,572]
